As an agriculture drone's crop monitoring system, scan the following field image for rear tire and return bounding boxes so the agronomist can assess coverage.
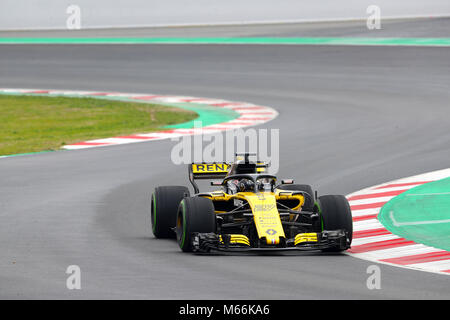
[317,195,353,252]
[176,197,216,252]
[151,186,190,239]
[277,184,314,210]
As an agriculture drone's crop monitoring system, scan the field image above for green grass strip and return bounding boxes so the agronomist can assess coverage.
[1,92,239,130]
[0,91,241,157]
[0,37,450,46]
[0,94,197,156]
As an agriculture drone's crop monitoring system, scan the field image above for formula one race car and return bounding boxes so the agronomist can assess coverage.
[150,153,352,253]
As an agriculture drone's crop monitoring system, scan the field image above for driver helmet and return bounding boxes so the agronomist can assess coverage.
[238,178,255,192]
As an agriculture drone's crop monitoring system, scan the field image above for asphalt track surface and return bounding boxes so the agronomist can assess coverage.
[1,21,450,299]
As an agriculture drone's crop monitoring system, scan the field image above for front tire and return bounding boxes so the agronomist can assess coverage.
[176,197,216,252]
[317,195,353,252]
[151,186,190,239]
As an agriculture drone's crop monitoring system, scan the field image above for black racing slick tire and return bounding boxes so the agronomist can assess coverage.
[176,197,216,252]
[151,186,190,239]
[277,184,314,210]
[317,195,353,252]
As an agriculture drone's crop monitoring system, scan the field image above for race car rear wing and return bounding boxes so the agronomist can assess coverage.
[188,160,269,193]
[189,163,230,193]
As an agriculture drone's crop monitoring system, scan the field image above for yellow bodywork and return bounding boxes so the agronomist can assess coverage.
[219,234,251,246]
[294,233,318,245]
[202,189,306,245]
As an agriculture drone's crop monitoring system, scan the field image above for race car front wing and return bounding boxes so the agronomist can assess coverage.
[191,230,351,253]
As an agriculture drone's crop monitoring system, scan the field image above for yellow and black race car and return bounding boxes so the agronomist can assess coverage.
[151,153,352,253]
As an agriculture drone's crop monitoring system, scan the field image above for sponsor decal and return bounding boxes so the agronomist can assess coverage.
[191,163,229,174]
[254,204,276,212]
